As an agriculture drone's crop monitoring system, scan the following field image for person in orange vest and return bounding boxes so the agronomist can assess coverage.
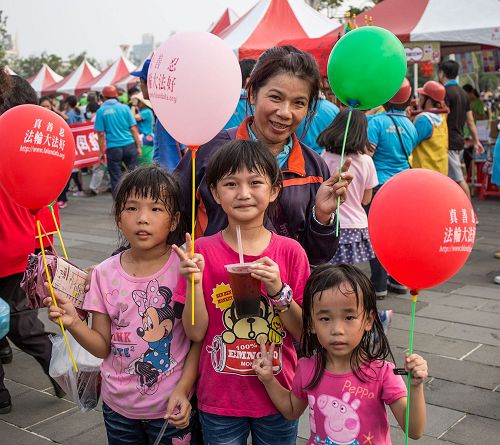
[411,81,449,175]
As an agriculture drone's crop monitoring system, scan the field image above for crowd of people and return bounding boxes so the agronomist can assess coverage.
[0,46,498,445]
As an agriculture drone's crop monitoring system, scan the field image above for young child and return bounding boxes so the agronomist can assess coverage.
[253,264,428,444]
[45,165,199,444]
[317,109,378,266]
[172,140,310,444]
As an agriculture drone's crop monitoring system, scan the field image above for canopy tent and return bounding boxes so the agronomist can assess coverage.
[208,8,239,36]
[28,64,63,95]
[43,60,100,96]
[280,0,500,74]
[75,56,136,96]
[114,55,151,92]
[4,66,17,75]
[219,0,338,60]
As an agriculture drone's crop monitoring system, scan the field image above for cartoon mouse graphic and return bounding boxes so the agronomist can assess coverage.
[131,279,180,392]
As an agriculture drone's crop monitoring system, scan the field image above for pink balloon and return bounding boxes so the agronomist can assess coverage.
[148,32,242,146]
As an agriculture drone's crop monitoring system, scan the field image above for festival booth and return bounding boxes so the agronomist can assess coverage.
[28,64,63,96]
[219,0,338,60]
[43,60,100,96]
[208,8,239,36]
[75,56,136,96]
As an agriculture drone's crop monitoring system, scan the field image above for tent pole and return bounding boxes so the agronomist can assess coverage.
[413,63,418,97]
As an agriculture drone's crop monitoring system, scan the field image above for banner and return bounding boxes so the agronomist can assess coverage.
[481,49,500,73]
[69,122,101,168]
[405,42,440,64]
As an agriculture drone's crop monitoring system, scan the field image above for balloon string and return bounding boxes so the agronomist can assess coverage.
[49,202,69,259]
[189,146,199,326]
[405,291,418,445]
[335,106,353,236]
[36,219,78,373]
[36,221,58,256]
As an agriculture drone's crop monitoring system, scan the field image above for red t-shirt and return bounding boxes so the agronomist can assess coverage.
[174,232,310,417]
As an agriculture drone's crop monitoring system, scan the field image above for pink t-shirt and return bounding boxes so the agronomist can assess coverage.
[174,232,310,417]
[292,357,407,445]
[83,252,190,419]
[322,152,378,228]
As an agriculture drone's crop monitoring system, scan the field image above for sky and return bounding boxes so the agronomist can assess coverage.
[2,0,370,66]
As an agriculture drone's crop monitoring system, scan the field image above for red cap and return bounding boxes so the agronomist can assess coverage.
[102,85,118,98]
[390,78,412,104]
[417,81,446,103]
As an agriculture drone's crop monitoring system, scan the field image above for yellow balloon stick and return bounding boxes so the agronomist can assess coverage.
[189,146,199,326]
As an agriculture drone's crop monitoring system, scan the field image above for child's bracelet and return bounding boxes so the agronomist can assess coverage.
[268,283,293,311]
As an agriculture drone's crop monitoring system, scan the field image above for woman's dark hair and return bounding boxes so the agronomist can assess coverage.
[205,139,282,193]
[0,70,37,114]
[383,99,411,112]
[65,95,80,114]
[246,46,321,133]
[86,101,100,114]
[39,96,52,106]
[114,165,183,244]
[463,84,480,98]
[301,264,394,389]
[317,109,368,155]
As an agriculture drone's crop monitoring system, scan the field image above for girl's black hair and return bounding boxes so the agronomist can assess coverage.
[301,264,394,389]
[317,109,368,155]
[205,139,282,192]
[0,72,37,114]
[65,95,81,114]
[246,46,321,137]
[39,96,52,106]
[113,165,183,245]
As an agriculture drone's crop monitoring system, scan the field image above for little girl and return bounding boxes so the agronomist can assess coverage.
[253,264,428,444]
[172,140,310,444]
[45,165,199,444]
[317,109,378,266]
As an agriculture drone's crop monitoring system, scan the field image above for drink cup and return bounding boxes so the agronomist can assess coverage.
[224,263,262,318]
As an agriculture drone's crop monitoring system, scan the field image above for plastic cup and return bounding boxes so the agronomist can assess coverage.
[224,263,261,318]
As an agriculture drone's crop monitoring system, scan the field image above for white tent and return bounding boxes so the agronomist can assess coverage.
[44,60,100,96]
[29,64,63,94]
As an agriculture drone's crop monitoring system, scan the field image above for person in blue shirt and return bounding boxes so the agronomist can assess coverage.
[366,78,418,298]
[94,85,142,196]
[223,59,257,130]
[297,93,339,154]
[130,92,155,165]
[64,95,85,124]
[130,60,186,171]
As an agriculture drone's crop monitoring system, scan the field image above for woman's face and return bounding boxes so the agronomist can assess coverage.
[40,99,52,110]
[250,73,311,153]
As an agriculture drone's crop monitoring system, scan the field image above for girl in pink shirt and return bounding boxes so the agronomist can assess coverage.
[173,140,310,444]
[45,165,200,444]
[253,264,428,444]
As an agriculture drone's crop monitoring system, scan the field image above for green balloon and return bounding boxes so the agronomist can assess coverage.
[327,27,407,110]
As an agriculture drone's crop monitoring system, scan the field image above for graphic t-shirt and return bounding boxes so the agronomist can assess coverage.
[292,357,407,445]
[174,232,310,417]
[83,252,190,419]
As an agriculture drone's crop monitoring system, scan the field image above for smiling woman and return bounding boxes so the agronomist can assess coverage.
[175,46,353,265]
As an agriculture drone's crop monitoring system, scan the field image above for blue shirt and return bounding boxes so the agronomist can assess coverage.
[94,99,136,148]
[297,98,340,154]
[224,90,251,130]
[66,109,85,124]
[413,113,434,145]
[367,111,418,184]
[153,120,184,171]
[137,107,154,136]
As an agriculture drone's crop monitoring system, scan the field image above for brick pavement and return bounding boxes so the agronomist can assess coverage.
[1,190,499,444]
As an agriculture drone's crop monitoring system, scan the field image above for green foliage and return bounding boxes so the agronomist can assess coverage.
[0,11,9,65]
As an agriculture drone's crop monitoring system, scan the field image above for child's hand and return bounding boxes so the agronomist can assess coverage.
[42,283,79,328]
[172,233,205,284]
[252,340,275,384]
[249,257,281,296]
[405,353,428,386]
[164,387,192,429]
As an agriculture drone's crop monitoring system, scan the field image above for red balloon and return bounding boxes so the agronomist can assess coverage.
[0,104,75,211]
[368,169,476,291]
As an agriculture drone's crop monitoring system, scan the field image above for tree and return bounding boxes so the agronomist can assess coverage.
[0,11,10,65]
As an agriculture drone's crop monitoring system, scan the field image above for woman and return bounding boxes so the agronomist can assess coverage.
[175,46,352,265]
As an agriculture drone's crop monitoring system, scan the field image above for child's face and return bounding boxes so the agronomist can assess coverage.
[211,167,279,226]
[310,284,374,364]
[118,193,178,252]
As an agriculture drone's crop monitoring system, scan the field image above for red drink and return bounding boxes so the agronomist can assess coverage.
[225,263,261,318]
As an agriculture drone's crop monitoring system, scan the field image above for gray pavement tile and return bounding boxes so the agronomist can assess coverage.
[0,384,74,427]
[28,406,106,444]
[390,427,457,445]
[452,285,500,300]
[377,296,428,316]
[464,344,500,368]
[423,293,492,309]
[58,231,116,245]
[0,422,53,444]
[416,304,500,329]
[387,328,478,359]
[425,378,500,420]
[478,299,500,313]
[437,323,500,347]
[432,281,465,294]
[441,414,500,445]
[391,313,451,335]
[3,352,54,391]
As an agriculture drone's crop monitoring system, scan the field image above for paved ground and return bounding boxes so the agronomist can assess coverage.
[1,184,499,444]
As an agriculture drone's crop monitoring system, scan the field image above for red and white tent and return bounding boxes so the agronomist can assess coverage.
[28,64,63,95]
[209,8,239,36]
[76,56,136,96]
[115,55,151,92]
[44,60,100,96]
[281,0,500,74]
[219,0,338,60]
[4,66,17,75]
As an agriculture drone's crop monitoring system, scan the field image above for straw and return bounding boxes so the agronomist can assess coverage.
[236,225,244,264]
[153,419,169,445]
